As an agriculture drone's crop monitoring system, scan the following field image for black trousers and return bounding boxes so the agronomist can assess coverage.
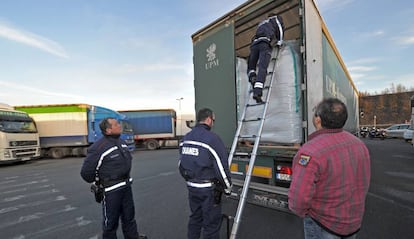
[247,41,272,95]
[187,187,222,239]
[102,185,139,239]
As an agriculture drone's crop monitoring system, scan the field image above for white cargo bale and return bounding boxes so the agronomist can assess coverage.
[237,40,302,144]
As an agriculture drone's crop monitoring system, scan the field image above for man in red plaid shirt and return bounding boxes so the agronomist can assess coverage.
[288,98,370,239]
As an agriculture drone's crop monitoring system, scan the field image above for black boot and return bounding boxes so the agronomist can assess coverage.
[253,89,263,103]
[253,94,263,103]
[248,71,257,88]
[249,76,256,88]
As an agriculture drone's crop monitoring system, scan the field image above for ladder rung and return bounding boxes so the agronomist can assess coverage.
[248,88,269,95]
[239,135,257,139]
[233,152,250,157]
[249,86,270,92]
[242,118,262,122]
[246,102,265,107]
[231,171,244,176]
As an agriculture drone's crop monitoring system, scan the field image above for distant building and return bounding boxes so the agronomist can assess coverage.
[359,91,414,128]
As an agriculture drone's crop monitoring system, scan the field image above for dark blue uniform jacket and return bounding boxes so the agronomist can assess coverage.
[253,15,284,46]
[80,135,132,185]
[179,124,232,191]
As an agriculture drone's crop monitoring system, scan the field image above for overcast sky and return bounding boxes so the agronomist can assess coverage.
[1,0,413,115]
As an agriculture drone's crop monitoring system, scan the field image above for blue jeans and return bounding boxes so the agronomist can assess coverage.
[303,216,357,239]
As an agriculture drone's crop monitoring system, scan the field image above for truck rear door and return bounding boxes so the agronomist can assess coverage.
[192,22,238,146]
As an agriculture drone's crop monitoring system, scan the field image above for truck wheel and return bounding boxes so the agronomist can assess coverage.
[146,140,159,150]
[82,147,88,156]
[49,148,66,159]
[40,149,47,158]
[72,147,86,157]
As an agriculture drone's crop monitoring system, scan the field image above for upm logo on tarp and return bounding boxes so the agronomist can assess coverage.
[205,43,219,70]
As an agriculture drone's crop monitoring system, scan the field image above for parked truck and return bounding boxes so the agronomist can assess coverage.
[192,0,359,211]
[15,104,135,159]
[0,103,40,164]
[119,109,182,150]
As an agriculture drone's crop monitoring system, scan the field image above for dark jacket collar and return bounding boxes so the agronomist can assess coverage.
[196,123,211,131]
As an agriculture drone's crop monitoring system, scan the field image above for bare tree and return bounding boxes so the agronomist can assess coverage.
[380,83,410,94]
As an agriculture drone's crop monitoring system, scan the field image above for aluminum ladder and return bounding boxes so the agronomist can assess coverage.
[228,48,280,239]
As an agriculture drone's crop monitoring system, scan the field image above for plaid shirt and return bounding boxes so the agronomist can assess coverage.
[288,128,370,235]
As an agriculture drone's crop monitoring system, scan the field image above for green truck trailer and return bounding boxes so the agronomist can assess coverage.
[191,0,359,212]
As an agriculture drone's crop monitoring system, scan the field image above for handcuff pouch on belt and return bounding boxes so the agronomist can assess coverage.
[213,188,222,205]
[90,181,104,203]
[213,179,224,205]
[91,163,104,203]
[180,165,224,205]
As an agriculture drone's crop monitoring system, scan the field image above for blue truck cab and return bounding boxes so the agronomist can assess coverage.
[87,105,136,152]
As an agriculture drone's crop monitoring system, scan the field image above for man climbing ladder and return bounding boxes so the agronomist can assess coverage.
[247,14,284,103]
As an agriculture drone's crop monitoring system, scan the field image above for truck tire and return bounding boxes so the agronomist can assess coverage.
[72,147,87,157]
[82,147,88,156]
[146,140,159,150]
[40,149,48,158]
[49,148,66,159]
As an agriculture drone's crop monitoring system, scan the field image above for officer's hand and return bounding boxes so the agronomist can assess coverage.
[224,184,233,195]
[276,40,283,48]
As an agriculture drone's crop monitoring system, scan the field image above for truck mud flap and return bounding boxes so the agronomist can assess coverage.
[229,179,291,212]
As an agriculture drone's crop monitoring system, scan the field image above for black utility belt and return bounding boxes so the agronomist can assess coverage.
[188,179,214,183]
[103,178,133,193]
[186,179,219,188]
[253,36,271,42]
[101,177,129,187]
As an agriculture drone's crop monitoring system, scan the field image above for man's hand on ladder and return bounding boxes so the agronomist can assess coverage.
[224,184,233,195]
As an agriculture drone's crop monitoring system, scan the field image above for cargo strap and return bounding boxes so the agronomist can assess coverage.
[227,48,280,239]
